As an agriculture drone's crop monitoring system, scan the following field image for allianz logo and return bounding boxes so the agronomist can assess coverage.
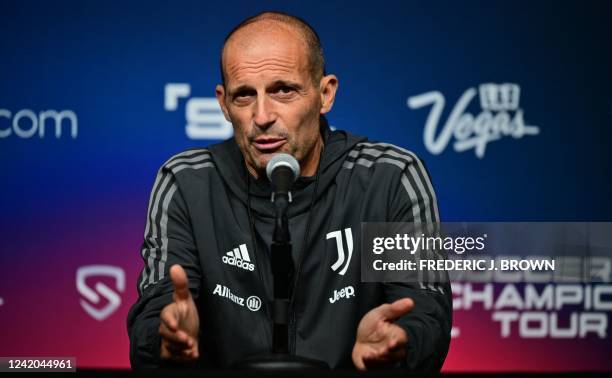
[212,284,261,311]
[408,83,539,158]
[329,285,355,304]
[0,109,78,139]
[222,244,255,271]
[164,83,233,140]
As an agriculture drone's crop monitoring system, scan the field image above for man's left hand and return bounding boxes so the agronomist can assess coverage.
[352,298,413,370]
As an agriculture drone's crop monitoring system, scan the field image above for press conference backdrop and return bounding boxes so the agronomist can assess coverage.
[1,0,611,372]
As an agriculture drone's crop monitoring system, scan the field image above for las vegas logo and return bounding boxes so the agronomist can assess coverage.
[408,83,540,158]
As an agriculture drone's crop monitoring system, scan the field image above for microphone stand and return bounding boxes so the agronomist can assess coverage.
[271,193,292,354]
[234,190,328,370]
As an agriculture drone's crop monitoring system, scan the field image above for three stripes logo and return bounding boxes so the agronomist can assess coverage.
[326,228,354,276]
[222,244,255,271]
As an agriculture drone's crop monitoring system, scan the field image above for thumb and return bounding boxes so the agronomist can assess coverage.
[379,298,414,321]
[170,264,191,301]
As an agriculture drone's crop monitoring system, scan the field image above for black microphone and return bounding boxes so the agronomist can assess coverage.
[266,153,300,202]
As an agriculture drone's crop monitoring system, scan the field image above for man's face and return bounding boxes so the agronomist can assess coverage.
[217,22,333,177]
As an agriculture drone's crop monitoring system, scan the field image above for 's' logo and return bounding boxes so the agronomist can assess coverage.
[164,83,233,140]
[326,228,354,275]
[76,265,125,321]
[407,83,540,158]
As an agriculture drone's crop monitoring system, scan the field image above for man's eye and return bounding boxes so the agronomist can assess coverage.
[232,91,255,103]
[274,86,296,96]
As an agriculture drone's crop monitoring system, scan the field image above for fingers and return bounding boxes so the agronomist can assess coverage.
[354,357,366,370]
[378,298,414,321]
[159,322,192,348]
[353,324,408,370]
[159,270,200,363]
[170,264,191,301]
[160,303,179,332]
[159,304,195,348]
[159,318,199,361]
[355,341,407,370]
[159,320,193,347]
[160,338,199,362]
[352,344,367,370]
[353,343,397,371]
[387,323,409,346]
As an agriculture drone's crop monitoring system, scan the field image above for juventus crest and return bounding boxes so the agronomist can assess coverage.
[326,228,354,276]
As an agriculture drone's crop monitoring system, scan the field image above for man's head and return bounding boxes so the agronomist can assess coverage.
[216,12,338,178]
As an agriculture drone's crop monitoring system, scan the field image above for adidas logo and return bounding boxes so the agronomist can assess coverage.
[222,244,255,271]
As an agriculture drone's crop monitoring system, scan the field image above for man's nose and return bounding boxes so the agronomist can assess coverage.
[253,96,276,129]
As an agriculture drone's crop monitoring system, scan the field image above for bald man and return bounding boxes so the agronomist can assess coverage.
[127,11,451,372]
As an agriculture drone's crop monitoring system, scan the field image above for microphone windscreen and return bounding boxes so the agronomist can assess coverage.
[266,153,300,182]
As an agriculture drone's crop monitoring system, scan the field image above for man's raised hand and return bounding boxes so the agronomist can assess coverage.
[159,264,200,362]
[352,298,413,370]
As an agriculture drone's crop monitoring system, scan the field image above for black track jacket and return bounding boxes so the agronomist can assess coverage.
[127,124,452,372]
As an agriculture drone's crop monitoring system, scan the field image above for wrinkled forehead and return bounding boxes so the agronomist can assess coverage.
[222,21,311,86]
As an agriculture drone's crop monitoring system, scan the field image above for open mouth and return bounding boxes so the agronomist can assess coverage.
[252,137,287,152]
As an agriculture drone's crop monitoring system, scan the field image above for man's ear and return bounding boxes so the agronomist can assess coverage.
[319,74,338,115]
[216,84,231,122]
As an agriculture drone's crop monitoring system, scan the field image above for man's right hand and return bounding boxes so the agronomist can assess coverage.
[159,264,200,362]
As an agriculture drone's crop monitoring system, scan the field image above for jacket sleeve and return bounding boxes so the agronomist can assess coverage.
[126,164,202,369]
[382,155,452,374]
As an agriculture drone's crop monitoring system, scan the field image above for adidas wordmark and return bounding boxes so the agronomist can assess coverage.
[221,244,255,271]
